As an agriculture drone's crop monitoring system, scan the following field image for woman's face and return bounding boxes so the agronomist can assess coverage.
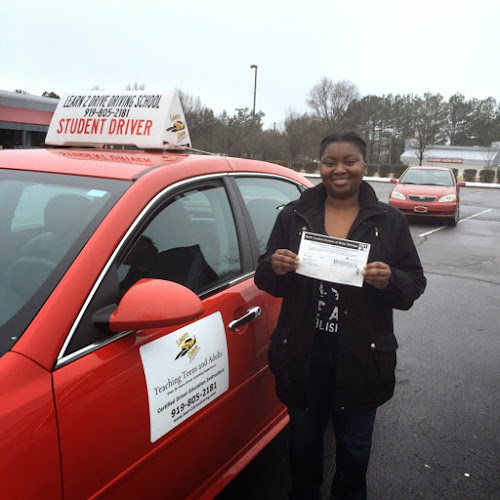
[319,141,367,200]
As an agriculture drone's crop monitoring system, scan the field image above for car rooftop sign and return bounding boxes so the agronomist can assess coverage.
[45,90,191,150]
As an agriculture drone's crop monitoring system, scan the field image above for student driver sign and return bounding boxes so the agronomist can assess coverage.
[45,89,191,149]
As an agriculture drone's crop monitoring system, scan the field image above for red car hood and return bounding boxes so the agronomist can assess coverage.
[394,183,456,197]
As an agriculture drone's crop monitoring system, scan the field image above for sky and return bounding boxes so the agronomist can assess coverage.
[3,0,500,129]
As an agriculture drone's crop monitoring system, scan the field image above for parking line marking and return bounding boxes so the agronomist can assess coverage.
[418,209,492,238]
[419,226,446,237]
[458,208,492,222]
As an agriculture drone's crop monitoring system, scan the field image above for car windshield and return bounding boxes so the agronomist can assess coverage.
[399,168,454,187]
[0,169,129,357]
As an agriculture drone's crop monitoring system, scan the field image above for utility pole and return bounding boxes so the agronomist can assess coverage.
[250,64,258,159]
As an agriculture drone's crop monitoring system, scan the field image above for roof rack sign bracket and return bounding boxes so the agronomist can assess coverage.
[45,90,191,150]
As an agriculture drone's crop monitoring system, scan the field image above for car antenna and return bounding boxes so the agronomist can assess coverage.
[162,142,216,155]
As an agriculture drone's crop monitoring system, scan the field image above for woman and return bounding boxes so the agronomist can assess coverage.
[255,131,426,500]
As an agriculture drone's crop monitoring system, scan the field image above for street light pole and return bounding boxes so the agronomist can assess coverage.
[250,64,258,159]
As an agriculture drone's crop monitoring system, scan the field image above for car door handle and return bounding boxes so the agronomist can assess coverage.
[228,306,262,330]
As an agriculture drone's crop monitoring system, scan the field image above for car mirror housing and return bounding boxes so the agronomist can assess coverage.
[457,182,466,188]
[93,278,204,333]
[390,178,398,184]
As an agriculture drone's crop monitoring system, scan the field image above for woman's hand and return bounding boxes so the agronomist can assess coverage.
[271,249,299,276]
[363,261,391,289]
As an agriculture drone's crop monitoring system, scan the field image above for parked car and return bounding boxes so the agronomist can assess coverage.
[388,166,466,226]
[0,91,312,499]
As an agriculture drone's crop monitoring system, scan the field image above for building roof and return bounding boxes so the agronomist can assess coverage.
[0,90,59,112]
[401,145,500,166]
[0,90,58,127]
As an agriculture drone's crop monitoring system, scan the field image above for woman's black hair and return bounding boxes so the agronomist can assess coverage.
[319,131,367,160]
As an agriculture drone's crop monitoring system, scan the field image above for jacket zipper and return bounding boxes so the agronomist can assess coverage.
[293,208,314,236]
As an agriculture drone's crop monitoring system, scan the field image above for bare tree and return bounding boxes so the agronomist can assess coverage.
[259,129,286,162]
[176,89,204,115]
[350,95,388,163]
[306,77,359,133]
[445,93,472,146]
[412,93,448,165]
[42,91,60,99]
[484,146,498,167]
[467,97,499,146]
[176,89,218,152]
[284,109,311,167]
[125,83,145,91]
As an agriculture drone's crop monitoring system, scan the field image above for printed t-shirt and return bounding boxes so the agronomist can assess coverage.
[314,280,339,353]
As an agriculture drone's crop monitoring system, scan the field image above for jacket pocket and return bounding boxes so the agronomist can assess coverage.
[368,333,398,386]
[268,326,291,374]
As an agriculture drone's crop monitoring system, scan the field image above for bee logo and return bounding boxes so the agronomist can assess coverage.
[166,120,185,133]
[175,336,196,359]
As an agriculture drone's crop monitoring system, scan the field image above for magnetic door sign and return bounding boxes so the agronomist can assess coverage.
[139,312,229,443]
[45,89,191,149]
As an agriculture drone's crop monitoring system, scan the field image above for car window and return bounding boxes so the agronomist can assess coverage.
[0,170,128,358]
[63,181,242,357]
[118,184,241,294]
[234,176,302,255]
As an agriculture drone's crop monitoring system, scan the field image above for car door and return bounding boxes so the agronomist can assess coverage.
[230,174,304,356]
[51,176,281,499]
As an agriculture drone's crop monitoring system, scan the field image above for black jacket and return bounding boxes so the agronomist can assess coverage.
[255,181,426,411]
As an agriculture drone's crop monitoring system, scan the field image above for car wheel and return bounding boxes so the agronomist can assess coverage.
[448,207,459,226]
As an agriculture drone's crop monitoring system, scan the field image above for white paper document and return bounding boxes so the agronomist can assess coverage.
[296,232,370,287]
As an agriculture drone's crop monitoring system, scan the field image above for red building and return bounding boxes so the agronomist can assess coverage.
[0,90,58,148]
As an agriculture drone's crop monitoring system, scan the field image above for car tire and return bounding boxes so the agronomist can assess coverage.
[448,207,459,226]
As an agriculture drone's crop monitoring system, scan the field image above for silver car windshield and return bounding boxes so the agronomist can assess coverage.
[400,169,454,187]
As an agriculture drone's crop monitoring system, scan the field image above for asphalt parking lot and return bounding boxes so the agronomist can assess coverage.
[216,181,500,500]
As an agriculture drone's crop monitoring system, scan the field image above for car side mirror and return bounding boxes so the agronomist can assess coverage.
[390,178,398,184]
[93,278,204,333]
[457,182,466,188]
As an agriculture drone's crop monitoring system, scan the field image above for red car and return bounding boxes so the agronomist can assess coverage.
[389,166,466,226]
[0,91,312,499]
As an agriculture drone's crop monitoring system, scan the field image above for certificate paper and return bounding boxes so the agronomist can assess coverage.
[296,232,370,287]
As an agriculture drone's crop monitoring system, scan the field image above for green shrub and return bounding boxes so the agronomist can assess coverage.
[479,169,495,183]
[392,165,407,178]
[303,161,319,173]
[367,163,378,176]
[292,162,304,172]
[274,160,289,168]
[451,168,459,180]
[463,169,477,182]
[378,164,391,177]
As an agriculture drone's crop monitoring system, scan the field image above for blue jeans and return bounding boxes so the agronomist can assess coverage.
[287,352,377,500]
